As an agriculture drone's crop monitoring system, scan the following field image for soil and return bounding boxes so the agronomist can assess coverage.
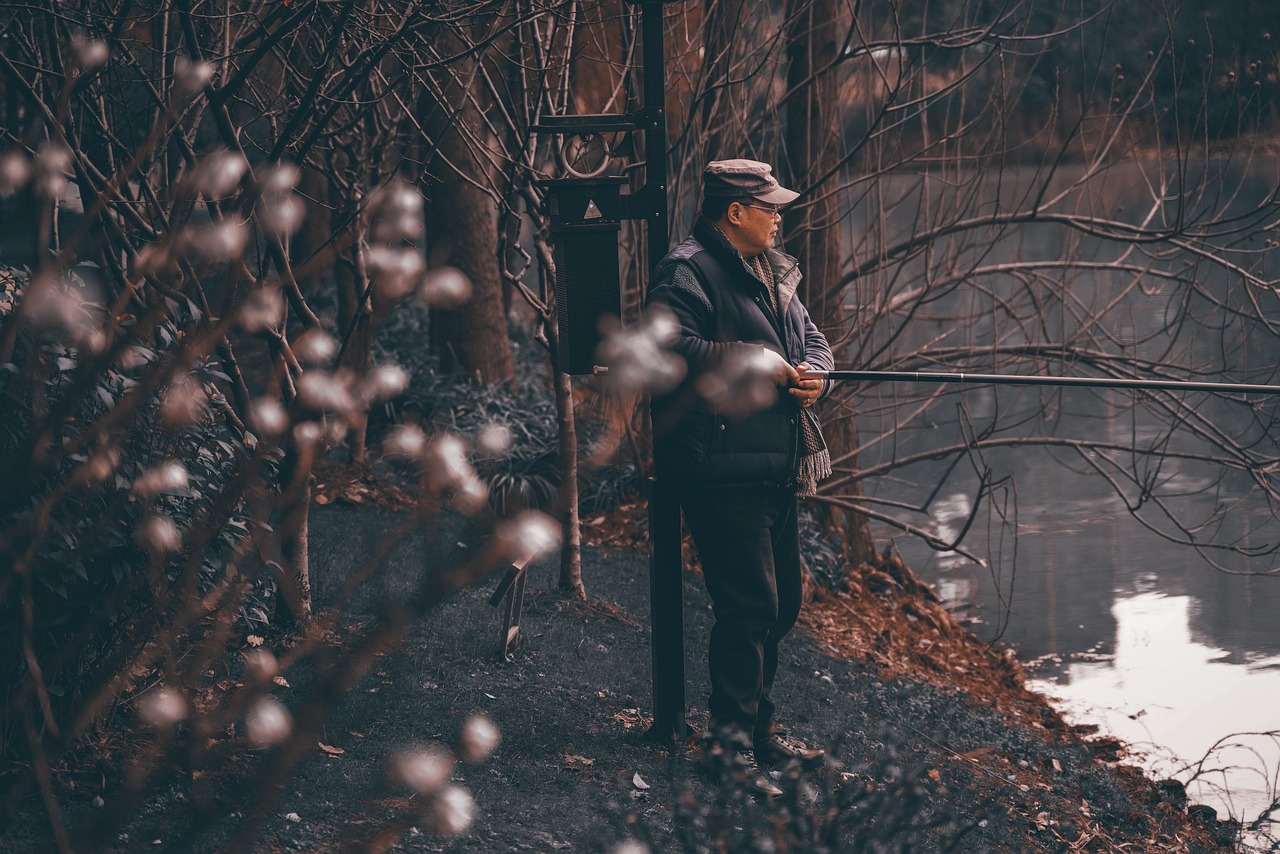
[0,470,1243,852]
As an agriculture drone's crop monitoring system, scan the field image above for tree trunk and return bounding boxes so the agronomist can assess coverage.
[423,90,514,384]
[784,0,876,569]
[554,364,585,599]
[276,441,315,628]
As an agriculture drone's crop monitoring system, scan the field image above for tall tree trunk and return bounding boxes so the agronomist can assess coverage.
[554,362,585,599]
[784,0,876,569]
[276,438,315,628]
[423,95,515,384]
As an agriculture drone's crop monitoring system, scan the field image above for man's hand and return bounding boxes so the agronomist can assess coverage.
[755,346,800,388]
[789,362,824,409]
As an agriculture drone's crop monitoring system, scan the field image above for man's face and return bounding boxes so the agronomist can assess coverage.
[729,199,782,256]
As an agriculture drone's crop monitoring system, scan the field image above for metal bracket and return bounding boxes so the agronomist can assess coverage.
[530,114,640,134]
[489,555,531,662]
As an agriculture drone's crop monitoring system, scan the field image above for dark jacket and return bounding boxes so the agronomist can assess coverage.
[647,216,834,488]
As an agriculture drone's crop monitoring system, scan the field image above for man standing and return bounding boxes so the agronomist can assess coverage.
[647,159,834,796]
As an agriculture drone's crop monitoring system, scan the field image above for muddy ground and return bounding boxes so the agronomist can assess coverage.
[1,488,1242,852]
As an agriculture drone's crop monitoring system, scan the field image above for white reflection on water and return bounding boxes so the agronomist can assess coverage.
[1028,593,1280,843]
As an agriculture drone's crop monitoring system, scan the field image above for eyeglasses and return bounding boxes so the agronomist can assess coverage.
[737,200,782,216]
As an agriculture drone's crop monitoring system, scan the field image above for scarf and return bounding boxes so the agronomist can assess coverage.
[746,252,831,497]
[796,408,831,497]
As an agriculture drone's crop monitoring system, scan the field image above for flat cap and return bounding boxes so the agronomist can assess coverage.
[703,159,799,205]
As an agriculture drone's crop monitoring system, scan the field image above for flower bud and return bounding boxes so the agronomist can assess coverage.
[245,697,292,747]
[0,151,31,197]
[418,267,471,309]
[382,424,427,459]
[135,515,183,554]
[428,786,475,836]
[393,745,455,794]
[137,687,188,727]
[459,714,500,763]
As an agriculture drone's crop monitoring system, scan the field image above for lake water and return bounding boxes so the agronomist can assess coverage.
[841,160,1280,844]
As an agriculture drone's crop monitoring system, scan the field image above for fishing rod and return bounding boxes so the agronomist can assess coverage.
[799,369,1280,396]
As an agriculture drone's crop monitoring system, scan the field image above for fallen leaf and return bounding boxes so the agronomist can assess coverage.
[565,754,595,767]
[632,772,649,790]
[273,676,290,687]
[246,635,264,647]
[319,742,345,755]
[926,768,941,783]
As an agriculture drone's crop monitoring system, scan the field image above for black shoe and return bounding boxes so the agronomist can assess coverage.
[754,734,825,769]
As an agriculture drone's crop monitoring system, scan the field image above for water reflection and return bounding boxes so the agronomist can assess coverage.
[847,160,1280,840]
[1027,592,1280,838]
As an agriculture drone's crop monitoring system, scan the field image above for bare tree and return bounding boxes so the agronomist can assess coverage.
[656,0,1280,587]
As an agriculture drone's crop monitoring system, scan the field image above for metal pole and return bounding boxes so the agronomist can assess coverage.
[638,0,685,743]
[802,369,1280,396]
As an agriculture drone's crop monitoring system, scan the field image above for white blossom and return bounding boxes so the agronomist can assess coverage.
[429,786,475,836]
[174,57,214,92]
[258,194,306,238]
[0,151,31,197]
[260,162,300,193]
[251,397,289,437]
[137,687,187,727]
[245,697,292,747]
[293,329,337,366]
[423,434,473,494]
[459,714,500,763]
[392,745,455,794]
[242,649,279,682]
[35,142,72,199]
[368,178,424,243]
[135,515,183,554]
[132,461,189,497]
[597,306,686,394]
[363,364,409,403]
[418,267,472,309]
[71,37,109,71]
[296,371,357,416]
[257,163,305,237]
[493,511,560,566]
[188,220,249,262]
[292,421,324,447]
[450,476,488,515]
[696,346,784,417]
[382,424,427,459]
[191,151,248,198]
[476,423,511,455]
[611,841,650,854]
[239,287,285,332]
[366,246,425,301]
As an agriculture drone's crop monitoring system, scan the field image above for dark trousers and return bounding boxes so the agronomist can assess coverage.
[680,484,802,742]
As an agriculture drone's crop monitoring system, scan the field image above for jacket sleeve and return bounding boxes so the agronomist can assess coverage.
[794,299,835,398]
[647,261,741,373]
[796,300,834,372]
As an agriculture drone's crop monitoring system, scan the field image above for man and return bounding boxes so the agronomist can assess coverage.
[647,159,834,796]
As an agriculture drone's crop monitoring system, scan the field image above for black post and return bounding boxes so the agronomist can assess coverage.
[636,0,686,743]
